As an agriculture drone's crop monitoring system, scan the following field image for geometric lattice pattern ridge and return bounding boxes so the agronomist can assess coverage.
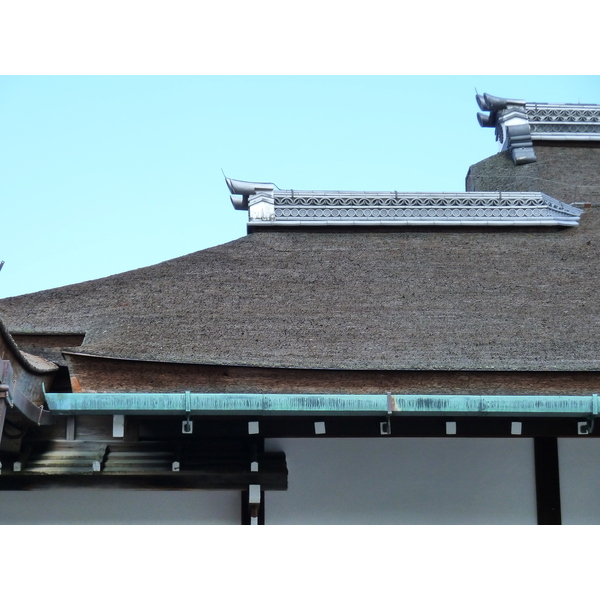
[527,104,600,136]
[226,178,583,228]
[477,92,600,165]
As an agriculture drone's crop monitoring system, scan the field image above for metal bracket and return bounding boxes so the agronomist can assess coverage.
[182,415,193,434]
[182,391,193,434]
[250,443,259,472]
[314,421,326,435]
[579,417,595,435]
[380,392,393,435]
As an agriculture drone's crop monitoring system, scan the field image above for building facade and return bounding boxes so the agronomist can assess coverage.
[1,93,600,524]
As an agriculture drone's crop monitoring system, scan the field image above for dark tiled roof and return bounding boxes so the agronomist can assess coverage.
[1,207,599,371]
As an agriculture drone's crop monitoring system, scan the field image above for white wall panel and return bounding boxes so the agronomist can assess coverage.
[0,489,240,524]
[559,438,600,525]
[265,438,537,524]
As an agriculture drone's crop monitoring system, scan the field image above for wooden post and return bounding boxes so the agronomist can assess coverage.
[241,486,265,525]
[534,437,562,525]
[66,416,76,441]
[0,398,6,447]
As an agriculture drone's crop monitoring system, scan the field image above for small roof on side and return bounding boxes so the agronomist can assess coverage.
[0,319,58,375]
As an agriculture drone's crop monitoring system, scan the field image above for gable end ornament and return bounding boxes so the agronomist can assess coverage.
[476,93,536,165]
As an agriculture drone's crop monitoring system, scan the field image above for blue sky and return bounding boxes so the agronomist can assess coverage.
[1,75,599,298]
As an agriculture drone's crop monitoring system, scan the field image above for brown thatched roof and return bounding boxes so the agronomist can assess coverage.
[466,145,600,205]
[1,206,599,372]
[0,319,58,374]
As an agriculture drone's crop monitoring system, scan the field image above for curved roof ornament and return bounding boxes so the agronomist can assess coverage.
[224,175,276,211]
[477,92,600,165]
[476,93,534,165]
[476,92,525,112]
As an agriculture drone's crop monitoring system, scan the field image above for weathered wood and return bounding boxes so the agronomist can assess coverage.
[0,473,287,491]
[0,439,287,490]
[64,354,600,396]
[68,415,113,441]
[10,334,85,368]
[0,399,6,447]
[74,414,600,439]
[11,441,108,475]
[124,418,139,443]
[19,412,599,443]
[0,332,57,408]
[66,416,76,441]
[0,453,288,491]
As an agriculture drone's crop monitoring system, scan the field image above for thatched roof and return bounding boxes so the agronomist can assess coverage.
[466,146,600,205]
[0,319,58,374]
[1,206,599,372]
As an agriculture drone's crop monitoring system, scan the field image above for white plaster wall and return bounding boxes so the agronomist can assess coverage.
[0,438,542,525]
[0,489,240,524]
[264,438,537,524]
[559,438,600,525]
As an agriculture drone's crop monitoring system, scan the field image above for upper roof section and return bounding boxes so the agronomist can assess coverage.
[1,207,599,373]
[226,177,582,230]
[476,92,600,165]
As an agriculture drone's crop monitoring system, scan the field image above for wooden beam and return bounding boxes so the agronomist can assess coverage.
[0,470,287,491]
[0,440,287,491]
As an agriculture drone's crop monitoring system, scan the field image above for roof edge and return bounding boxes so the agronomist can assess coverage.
[0,318,58,374]
[62,350,600,373]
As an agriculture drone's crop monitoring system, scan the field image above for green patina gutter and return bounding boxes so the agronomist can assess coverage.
[44,392,600,418]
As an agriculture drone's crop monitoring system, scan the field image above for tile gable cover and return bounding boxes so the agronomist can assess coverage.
[476,92,600,165]
[226,177,582,231]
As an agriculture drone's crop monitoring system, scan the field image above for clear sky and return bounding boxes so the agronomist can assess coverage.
[0,75,598,299]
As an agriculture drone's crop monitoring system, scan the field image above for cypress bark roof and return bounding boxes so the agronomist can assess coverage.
[1,207,599,371]
[0,319,58,374]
